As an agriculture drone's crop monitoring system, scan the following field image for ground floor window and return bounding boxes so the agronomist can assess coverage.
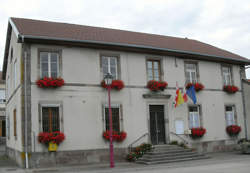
[104,104,122,132]
[0,116,6,137]
[41,106,60,132]
[188,106,201,128]
[225,105,236,126]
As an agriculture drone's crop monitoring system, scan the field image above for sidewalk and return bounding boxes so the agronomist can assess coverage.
[1,152,250,173]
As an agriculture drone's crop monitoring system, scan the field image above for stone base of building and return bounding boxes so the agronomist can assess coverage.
[6,147,128,168]
[191,139,241,153]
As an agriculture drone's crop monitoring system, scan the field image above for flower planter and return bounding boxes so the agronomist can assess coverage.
[48,142,58,152]
[101,80,125,90]
[223,85,238,94]
[102,131,127,142]
[126,143,153,162]
[36,77,65,88]
[147,80,168,92]
[186,83,204,92]
[226,125,241,136]
[190,127,206,139]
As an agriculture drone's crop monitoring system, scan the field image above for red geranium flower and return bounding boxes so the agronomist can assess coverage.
[186,83,204,92]
[190,127,206,139]
[36,77,65,88]
[101,80,125,90]
[147,80,168,91]
[226,125,241,136]
[102,131,127,142]
[223,85,239,94]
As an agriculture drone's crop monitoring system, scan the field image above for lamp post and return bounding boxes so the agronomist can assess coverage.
[104,73,114,168]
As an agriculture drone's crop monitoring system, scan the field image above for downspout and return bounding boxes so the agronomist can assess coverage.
[240,66,248,140]
[22,35,29,168]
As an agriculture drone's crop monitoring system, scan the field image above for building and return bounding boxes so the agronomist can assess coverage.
[2,17,250,168]
[0,72,6,144]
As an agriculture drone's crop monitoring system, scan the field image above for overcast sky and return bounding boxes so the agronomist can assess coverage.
[0,0,250,78]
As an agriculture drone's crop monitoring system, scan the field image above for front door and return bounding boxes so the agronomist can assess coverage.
[149,105,166,145]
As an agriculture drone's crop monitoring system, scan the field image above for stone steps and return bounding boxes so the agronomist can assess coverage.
[136,145,209,165]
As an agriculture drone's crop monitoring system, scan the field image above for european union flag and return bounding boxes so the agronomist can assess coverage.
[186,85,197,104]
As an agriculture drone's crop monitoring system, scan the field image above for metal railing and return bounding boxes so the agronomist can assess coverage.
[128,132,149,152]
[170,131,189,145]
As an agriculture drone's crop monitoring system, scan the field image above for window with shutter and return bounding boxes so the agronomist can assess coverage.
[41,107,60,132]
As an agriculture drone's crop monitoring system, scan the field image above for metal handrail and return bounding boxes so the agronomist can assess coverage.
[170,131,189,145]
[128,132,149,152]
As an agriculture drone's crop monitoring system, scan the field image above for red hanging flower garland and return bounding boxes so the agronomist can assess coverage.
[226,125,241,136]
[186,83,204,92]
[101,80,125,90]
[223,85,239,94]
[147,80,168,91]
[38,131,65,145]
[36,77,64,88]
[102,131,127,142]
[190,127,206,139]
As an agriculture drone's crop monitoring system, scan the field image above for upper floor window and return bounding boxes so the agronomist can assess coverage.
[40,52,59,78]
[185,63,198,83]
[147,59,161,81]
[41,106,60,133]
[13,60,17,89]
[13,109,17,138]
[225,105,236,126]
[104,104,122,132]
[10,47,13,62]
[0,90,6,104]
[222,66,232,86]
[101,56,118,79]
[188,106,201,129]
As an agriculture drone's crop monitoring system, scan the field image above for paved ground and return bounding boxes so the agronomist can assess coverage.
[0,152,250,173]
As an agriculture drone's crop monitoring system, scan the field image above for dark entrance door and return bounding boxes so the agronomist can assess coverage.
[149,105,166,145]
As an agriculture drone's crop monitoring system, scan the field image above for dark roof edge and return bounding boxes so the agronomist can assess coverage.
[22,34,250,64]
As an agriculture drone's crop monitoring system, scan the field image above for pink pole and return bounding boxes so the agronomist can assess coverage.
[108,86,114,168]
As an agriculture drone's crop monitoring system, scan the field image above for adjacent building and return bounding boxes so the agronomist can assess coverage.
[243,79,250,140]
[0,72,6,144]
[2,17,250,168]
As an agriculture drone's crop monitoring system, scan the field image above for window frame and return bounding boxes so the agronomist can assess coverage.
[188,105,202,129]
[37,49,62,79]
[0,89,6,104]
[221,65,233,86]
[184,61,199,84]
[102,103,123,132]
[146,59,162,81]
[39,102,63,133]
[100,53,121,80]
[224,105,237,127]
[13,59,17,89]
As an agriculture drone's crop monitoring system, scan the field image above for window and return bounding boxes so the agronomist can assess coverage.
[6,116,10,139]
[225,106,236,126]
[40,52,59,78]
[185,63,198,83]
[14,60,17,89]
[104,105,121,132]
[147,60,161,81]
[101,56,118,79]
[222,66,232,86]
[41,106,60,133]
[0,90,6,103]
[188,106,201,128]
[0,117,6,137]
[10,47,13,62]
[13,109,16,137]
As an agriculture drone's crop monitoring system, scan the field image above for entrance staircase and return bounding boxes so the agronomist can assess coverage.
[136,144,209,165]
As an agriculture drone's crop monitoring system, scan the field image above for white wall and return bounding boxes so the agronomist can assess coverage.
[27,44,245,152]
[5,30,23,152]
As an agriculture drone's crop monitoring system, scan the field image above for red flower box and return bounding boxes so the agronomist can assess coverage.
[223,85,239,94]
[102,131,127,142]
[190,127,206,139]
[38,131,65,145]
[36,77,64,88]
[226,125,241,136]
[186,83,204,92]
[147,80,168,91]
[101,80,125,90]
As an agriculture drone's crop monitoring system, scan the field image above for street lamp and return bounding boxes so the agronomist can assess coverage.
[104,73,114,168]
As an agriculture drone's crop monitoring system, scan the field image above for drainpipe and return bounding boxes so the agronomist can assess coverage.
[22,35,29,168]
[240,66,248,140]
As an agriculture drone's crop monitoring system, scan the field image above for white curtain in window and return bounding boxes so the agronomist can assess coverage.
[226,111,234,126]
[189,112,200,128]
